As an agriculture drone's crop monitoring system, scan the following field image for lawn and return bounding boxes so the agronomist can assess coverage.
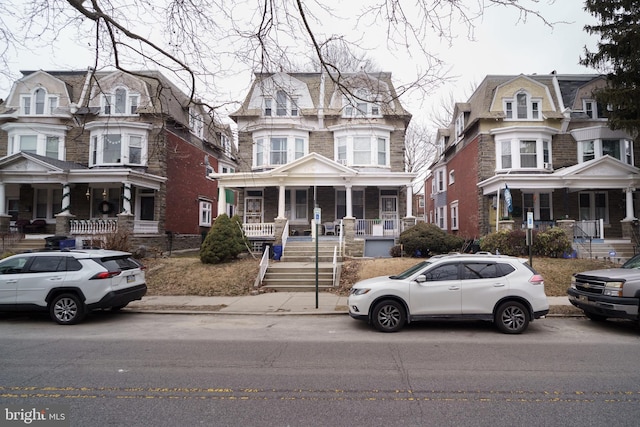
[144,253,619,297]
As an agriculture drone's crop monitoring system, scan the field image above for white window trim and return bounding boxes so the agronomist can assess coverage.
[448,170,455,185]
[1,123,66,160]
[450,200,459,231]
[342,88,383,118]
[199,200,213,226]
[455,113,464,137]
[189,107,204,138]
[85,121,151,166]
[263,91,299,117]
[100,87,140,116]
[285,188,309,223]
[522,192,553,221]
[577,138,634,165]
[332,128,391,167]
[503,92,543,121]
[19,88,60,116]
[252,129,309,168]
[494,130,554,171]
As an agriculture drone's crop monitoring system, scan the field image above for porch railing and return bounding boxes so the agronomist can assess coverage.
[574,219,604,239]
[355,219,399,237]
[244,222,275,237]
[254,245,270,287]
[69,219,118,235]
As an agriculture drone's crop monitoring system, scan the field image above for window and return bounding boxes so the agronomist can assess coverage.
[450,201,459,230]
[199,200,212,226]
[497,137,552,170]
[523,192,552,221]
[34,188,62,219]
[436,170,445,192]
[343,89,382,118]
[285,189,308,222]
[101,87,139,115]
[455,113,464,136]
[221,134,232,156]
[263,90,298,117]
[332,129,390,167]
[189,108,204,138]
[87,123,149,166]
[583,100,607,119]
[448,170,455,185]
[504,92,542,120]
[425,263,458,281]
[578,138,633,165]
[139,190,155,221]
[20,88,59,116]
[437,206,446,229]
[337,189,364,219]
[2,124,66,160]
[579,191,608,223]
[461,262,501,280]
[253,134,308,168]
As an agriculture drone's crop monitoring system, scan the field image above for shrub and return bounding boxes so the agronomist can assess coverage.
[104,229,131,252]
[200,214,247,264]
[533,227,572,257]
[479,229,527,256]
[389,245,403,257]
[399,223,464,256]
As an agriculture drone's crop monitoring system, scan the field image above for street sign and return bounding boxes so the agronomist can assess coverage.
[527,212,534,229]
[314,207,321,223]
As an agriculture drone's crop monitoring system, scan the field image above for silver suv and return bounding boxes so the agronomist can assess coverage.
[348,253,549,333]
[0,249,147,324]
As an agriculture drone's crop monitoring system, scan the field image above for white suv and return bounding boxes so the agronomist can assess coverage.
[348,253,549,333]
[0,249,146,325]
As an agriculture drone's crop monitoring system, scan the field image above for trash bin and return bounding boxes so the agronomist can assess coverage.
[44,235,69,249]
[273,245,283,261]
[59,239,76,250]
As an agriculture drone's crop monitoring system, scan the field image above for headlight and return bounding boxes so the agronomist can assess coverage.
[603,281,624,297]
[570,276,577,289]
[350,288,371,296]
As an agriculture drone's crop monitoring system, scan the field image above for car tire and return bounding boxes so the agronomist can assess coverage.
[584,312,607,322]
[495,301,529,334]
[49,293,85,325]
[371,300,406,332]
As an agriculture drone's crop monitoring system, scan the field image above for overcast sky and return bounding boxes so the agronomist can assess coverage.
[1,1,598,128]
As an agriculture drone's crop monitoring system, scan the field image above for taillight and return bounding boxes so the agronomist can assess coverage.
[530,274,544,285]
[90,271,120,280]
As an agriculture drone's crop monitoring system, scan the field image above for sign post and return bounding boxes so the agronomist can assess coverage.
[527,211,534,266]
[314,208,321,309]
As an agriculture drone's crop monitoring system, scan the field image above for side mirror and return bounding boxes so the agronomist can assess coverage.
[415,274,427,283]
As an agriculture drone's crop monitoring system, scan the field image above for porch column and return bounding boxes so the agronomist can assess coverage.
[217,184,227,217]
[277,184,286,219]
[0,183,5,215]
[0,183,8,233]
[623,187,637,221]
[122,183,132,214]
[406,185,414,217]
[345,184,353,217]
[61,183,71,214]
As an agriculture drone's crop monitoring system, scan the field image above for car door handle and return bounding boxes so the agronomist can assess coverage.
[448,286,460,290]
[493,283,505,287]
[5,279,18,284]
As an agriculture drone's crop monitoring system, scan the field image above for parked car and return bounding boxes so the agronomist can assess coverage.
[347,253,549,333]
[0,249,147,325]
[567,253,640,325]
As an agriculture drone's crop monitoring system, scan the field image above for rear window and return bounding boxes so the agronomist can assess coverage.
[97,256,140,272]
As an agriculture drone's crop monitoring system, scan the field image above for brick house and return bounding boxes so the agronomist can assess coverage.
[212,71,416,256]
[0,69,235,251]
[425,73,640,251]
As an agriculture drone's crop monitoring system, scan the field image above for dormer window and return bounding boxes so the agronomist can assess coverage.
[343,88,382,118]
[455,113,464,136]
[102,87,139,115]
[263,90,299,117]
[583,99,608,119]
[504,92,541,120]
[189,107,204,138]
[20,88,59,116]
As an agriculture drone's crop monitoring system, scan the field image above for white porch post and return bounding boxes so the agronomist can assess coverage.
[122,183,132,214]
[0,183,6,215]
[61,183,71,215]
[406,185,413,217]
[495,189,501,232]
[217,185,227,217]
[278,184,286,218]
[623,187,637,221]
[346,185,353,217]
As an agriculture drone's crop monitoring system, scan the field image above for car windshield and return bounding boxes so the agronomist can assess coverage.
[390,260,431,280]
[622,254,640,269]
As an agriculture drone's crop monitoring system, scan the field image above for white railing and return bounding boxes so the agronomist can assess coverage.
[332,245,338,287]
[575,219,604,239]
[69,219,118,235]
[254,245,270,287]
[133,220,159,234]
[243,222,275,237]
[282,221,289,252]
[355,219,399,236]
[338,219,344,256]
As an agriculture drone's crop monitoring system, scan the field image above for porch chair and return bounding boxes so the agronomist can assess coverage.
[14,219,31,234]
[323,222,336,235]
[24,219,47,234]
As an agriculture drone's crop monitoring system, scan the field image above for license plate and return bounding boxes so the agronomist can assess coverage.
[126,275,135,283]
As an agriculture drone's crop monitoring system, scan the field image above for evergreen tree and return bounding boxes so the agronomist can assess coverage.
[581,0,640,137]
[200,214,246,264]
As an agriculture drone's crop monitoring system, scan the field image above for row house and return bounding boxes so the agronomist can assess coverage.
[212,71,416,256]
[0,69,235,251]
[425,73,640,248]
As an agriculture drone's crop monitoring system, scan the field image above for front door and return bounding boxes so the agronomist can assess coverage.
[380,195,398,235]
[245,197,263,223]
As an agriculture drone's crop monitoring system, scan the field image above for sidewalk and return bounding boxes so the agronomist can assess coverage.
[126,293,574,315]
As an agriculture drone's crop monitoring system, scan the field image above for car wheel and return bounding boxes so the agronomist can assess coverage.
[495,301,529,334]
[372,300,406,332]
[585,312,607,322]
[49,293,85,325]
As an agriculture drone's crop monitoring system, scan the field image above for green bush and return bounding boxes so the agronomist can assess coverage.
[389,245,403,257]
[399,223,464,257]
[533,227,572,257]
[200,214,247,264]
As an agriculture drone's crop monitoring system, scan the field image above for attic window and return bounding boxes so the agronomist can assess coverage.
[263,91,298,117]
[504,92,541,121]
[102,87,139,116]
[20,88,59,116]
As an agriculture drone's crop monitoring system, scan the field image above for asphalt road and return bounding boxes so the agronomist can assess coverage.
[1,312,639,427]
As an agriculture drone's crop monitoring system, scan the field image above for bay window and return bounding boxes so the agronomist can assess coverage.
[1,123,66,160]
[86,122,150,166]
[331,127,391,167]
[252,130,309,168]
[578,138,633,165]
[495,132,554,170]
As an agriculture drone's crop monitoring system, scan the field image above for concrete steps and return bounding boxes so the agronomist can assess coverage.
[574,240,637,264]
[261,240,342,291]
[2,237,47,254]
